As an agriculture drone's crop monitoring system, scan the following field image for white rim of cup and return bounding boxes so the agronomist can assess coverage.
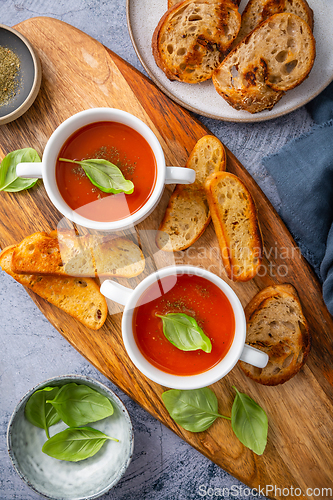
[42,108,166,231]
[121,265,247,390]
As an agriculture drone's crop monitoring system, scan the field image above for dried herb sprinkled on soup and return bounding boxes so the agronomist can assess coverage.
[0,46,20,106]
[56,121,157,222]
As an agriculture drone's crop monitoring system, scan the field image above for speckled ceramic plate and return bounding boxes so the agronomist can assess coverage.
[127,0,333,122]
[7,375,134,500]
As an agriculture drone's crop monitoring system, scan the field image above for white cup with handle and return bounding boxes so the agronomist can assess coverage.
[16,108,195,231]
[100,265,269,390]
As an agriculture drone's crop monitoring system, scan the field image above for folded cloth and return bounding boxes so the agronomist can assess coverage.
[262,82,333,315]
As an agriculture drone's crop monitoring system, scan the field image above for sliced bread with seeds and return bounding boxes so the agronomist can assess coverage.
[232,0,313,48]
[212,12,316,113]
[239,284,311,385]
[204,171,262,281]
[156,135,226,252]
[0,246,108,330]
[152,0,241,84]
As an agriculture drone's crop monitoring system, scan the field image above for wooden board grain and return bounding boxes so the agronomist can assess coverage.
[0,17,332,500]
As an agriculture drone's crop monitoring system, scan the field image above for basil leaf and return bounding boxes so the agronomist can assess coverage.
[42,426,118,462]
[0,148,39,192]
[231,386,268,455]
[156,312,212,353]
[59,157,134,194]
[46,383,114,427]
[24,386,61,439]
[162,388,229,432]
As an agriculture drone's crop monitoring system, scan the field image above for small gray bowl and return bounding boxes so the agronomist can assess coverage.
[7,375,134,500]
[0,24,42,125]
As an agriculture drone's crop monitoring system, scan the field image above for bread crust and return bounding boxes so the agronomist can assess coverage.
[204,171,262,281]
[168,0,242,9]
[213,12,316,113]
[156,135,226,252]
[233,0,314,48]
[239,284,311,385]
[152,0,241,84]
[0,246,108,330]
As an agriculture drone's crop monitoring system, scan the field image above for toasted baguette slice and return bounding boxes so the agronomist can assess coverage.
[0,246,108,330]
[204,171,262,281]
[156,135,226,251]
[152,0,241,84]
[239,284,311,385]
[11,231,95,277]
[212,13,316,113]
[233,0,313,47]
[91,236,146,278]
[11,231,145,278]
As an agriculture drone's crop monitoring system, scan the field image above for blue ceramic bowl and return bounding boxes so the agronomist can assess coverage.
[7,375,134,500]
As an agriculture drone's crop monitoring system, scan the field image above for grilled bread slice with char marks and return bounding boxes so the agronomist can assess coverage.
[152,0,241,84]
[232,0,313,47]
[239,284,311,385]
[212,12,316,113]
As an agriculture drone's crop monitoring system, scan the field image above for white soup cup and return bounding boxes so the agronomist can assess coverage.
[16,108,195,231]
[100,265,269,390]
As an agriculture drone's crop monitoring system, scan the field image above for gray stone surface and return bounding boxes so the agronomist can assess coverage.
[0,1,315,499]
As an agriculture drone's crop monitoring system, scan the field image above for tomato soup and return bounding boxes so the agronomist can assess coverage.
[132,274,235,376]
[55,121,157,222]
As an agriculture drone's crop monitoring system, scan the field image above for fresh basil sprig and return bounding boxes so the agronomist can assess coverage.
[59,157,134,194]
[46,382,114,427]
[24,386,61,439]
[0,148,40,192]
[162,387,229,432]
[42,426,119,462]
[231,386,268,455]
[162,386,268,455]
[156,313,212,353]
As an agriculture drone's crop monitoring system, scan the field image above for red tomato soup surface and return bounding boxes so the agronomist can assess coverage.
[56,121,157,222]
[133,274,235,376]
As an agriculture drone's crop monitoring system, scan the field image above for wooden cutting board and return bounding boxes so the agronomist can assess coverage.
[1,17,332,500]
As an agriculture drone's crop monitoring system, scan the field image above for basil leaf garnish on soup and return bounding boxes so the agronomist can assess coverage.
[0,148,40,192]
[156,312,212,353]
[42,426,118,462]
[46,382,114,427]
[24,386,61,439]
[59,157,134,194]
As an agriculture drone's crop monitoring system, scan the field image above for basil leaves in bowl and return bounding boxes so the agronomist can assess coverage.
[7,375,134,500]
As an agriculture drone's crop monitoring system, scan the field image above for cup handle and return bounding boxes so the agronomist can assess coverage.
[165,166,195,185]
[100,280,134,306]
[16,162,43,179]
[239,344,269,369]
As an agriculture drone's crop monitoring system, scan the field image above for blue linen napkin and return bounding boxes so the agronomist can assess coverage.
[262,82,333,314]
